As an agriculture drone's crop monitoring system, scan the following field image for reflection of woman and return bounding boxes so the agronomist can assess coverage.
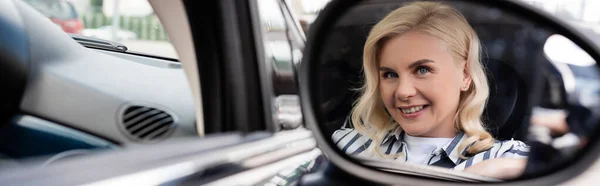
[333,2,529,179]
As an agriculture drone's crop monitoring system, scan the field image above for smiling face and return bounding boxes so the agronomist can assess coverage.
[378,31,471,138]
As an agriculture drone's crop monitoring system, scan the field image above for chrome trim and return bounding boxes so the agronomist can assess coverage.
[205,149,322,186]
[83,129,314,185]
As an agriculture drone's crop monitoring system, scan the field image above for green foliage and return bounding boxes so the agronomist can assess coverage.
[89,0,103,6]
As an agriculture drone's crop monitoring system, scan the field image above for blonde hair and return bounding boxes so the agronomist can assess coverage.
[351,1,494,159]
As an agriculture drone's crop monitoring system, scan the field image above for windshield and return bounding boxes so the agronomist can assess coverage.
[22,0,178,59]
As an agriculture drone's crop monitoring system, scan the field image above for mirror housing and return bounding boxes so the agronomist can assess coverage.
[298,0,600,184]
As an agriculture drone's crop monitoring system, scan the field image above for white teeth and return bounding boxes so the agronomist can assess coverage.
[401,106,425,114]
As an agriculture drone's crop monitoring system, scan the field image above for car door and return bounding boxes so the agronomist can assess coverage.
[0,0,320,185]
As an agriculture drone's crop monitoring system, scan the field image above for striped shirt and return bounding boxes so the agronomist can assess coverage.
[333,126,530,170]
[267,125,529,185]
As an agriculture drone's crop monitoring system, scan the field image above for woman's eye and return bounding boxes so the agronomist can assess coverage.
[383,72,398,79]
[416,67,431,75]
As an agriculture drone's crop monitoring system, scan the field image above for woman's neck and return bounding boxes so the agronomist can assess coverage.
[405,129,457,138]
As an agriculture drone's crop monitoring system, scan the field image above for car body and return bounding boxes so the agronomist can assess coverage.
[0,0,304,162]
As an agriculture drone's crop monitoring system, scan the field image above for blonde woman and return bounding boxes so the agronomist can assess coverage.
[332,1,529,179]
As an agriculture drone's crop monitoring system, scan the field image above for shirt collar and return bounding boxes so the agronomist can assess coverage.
[379,127,469,164]
[380,126,403,145]
[441,132,468,165]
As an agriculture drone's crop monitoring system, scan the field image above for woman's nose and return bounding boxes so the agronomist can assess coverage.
[395,78,417,101]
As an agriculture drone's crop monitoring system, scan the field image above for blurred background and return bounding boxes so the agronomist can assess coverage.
[20,0,330,59]
[23,0,600,60]
[23,0,176,58]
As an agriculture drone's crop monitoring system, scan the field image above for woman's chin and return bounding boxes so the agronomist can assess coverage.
[401,127,429,137]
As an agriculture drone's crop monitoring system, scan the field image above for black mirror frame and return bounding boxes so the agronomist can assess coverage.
[298,0,600,185]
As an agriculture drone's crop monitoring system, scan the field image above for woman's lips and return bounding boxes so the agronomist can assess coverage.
[398,105,428,118]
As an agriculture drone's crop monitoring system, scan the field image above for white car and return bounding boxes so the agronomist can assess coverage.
[82,26,137,41]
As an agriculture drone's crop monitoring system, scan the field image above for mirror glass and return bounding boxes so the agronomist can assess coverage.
[312,0,600,181]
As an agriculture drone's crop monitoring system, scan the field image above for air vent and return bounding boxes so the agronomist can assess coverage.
[121,106,175,141]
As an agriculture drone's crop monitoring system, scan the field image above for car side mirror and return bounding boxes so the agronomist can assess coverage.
[298,0,600,184]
